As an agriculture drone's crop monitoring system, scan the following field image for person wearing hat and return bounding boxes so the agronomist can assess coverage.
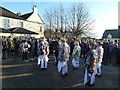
[72,41,81,69]
[95,41,104,77]
[54,40,62,66]
[84,43,97,86]
[57,37,70,77]
[37,37,49,70]
[21,40,30,62]
[70,37,77,55]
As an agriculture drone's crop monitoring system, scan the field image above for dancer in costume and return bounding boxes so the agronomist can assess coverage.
[95,41,104,76]
[72,41,81,69]
[21,40,30,62]
[37,37,49,70]
[84,43,97,86]
[57,38,70,77]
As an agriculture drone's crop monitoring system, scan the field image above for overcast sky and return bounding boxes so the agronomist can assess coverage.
[0,0,119,39]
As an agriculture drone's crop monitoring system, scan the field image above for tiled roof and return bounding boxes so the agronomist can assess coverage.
[0,28,10,33]
[20,12,33,19]
[0,6,25,20]
[8,27,38,34]
[0,6,44,24]
[102,29,120,39]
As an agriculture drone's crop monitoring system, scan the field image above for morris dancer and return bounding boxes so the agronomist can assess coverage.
[95,41,104,76]
[57,38,70,77]
[54,40,62,66]
[84,43,97,86]
[72,41,81,69]
[21,40,30,62]
[38,37,49,70]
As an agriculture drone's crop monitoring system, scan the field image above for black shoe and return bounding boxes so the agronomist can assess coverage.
[95,74,98,77]
[73,67,76,69]
[96,74,101,77]
[61,74,65,77]
[89,83,94,86]
[65,73,68,75]
[73,67,78,70]
[41,68,44,70]
[85,82,90,86]
[98,75,101,77]
[76,67,79,69]
[44,68,47,70]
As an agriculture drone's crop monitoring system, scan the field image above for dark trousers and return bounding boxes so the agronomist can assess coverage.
[55,57,58,66]
[22,52,28,60]
[111,56,118,66]
[103,54,108,65]
[2,51,9,59]
[118,56,120,66]
[80,50,86,58]
[14,48,19,56]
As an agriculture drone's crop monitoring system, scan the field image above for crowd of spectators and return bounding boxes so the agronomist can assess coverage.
[2,36,120,67]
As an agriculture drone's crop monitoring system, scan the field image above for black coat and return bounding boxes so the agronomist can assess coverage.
[103,42,110,56]
[111,47,118,57]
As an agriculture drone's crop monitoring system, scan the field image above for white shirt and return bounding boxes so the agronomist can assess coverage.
[96,46,104,60]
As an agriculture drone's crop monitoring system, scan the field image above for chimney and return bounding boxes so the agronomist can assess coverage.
[33,5,38,13]
[17,12,21,16]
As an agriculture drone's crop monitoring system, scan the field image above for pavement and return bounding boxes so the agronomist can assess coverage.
[1,54,120,88]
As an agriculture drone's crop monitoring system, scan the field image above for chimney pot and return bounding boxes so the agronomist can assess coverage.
[17,12,21,16]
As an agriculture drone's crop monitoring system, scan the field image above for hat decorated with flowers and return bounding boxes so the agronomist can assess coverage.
[60,37,66,42]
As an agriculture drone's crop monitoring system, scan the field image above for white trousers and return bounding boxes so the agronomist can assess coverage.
[95,61,102,75]
[38,55,49,69]
[84,68,88,85]
[84,68,95,85]
[58,61,68,75]
[54,56,57,63]
[72,58,79,68]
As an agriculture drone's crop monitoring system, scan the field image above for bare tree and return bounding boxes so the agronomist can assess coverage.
[44,4,68,38]
[53,4,68,37]
[44,2,95,39]
[67,2,95,38]
[52,6,60,38]
[44,8,54,38]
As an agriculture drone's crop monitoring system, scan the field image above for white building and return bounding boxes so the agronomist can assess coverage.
[0,5,44,38]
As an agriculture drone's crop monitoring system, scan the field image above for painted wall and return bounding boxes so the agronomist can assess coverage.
[0,16,44,37]
[27,13,43,24]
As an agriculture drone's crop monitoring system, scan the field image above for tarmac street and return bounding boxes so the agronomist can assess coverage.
[1,55,119,88]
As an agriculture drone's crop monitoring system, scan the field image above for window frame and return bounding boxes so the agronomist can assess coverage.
[19,21,23,28]
[40,27,42,32]
[3,19,10,29]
